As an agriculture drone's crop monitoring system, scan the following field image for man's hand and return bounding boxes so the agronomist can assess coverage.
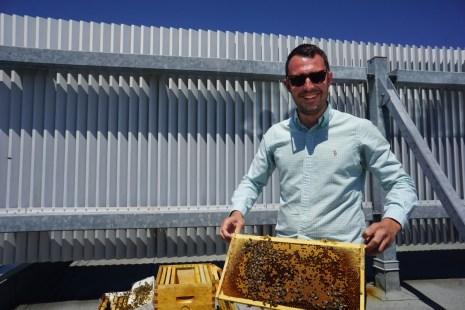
[219,211,245,243]
[362,218,401,256]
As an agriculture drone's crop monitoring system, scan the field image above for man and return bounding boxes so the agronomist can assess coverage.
[219,44,417,256]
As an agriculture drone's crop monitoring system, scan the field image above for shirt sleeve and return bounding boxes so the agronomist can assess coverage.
[359,120,418,227]
[230,134,276,216]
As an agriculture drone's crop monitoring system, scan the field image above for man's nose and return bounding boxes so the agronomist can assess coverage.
[303,77,315,89]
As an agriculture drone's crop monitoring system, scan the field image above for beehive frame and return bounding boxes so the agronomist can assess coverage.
[155,263,216,310]
[216,234,365,309]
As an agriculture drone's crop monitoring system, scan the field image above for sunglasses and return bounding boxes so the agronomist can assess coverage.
[287,70,327,87]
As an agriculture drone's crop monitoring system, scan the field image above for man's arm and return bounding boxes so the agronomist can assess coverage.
[219,136,276,242]
[360,121,417,255]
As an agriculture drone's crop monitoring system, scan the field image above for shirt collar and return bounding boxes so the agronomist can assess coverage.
[293,103,333,130]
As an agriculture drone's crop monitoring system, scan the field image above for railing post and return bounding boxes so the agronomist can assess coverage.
[367,57,401,293]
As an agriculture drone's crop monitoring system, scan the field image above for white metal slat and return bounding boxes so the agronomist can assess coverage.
[105,75,118,207]
[63,73,78,209]
[451,90,464,197]
[104,229,117,260]
[94,75,109,208]
[72,230,85,261]
[444,91,454,192]
[206,79,217,205]
[25,231,39,263]
[0,14,10,45]
[38,231,51,262]
[137,77,149,207]
[127,76,139,207]
[187,79,198,206]
[136,229,148,258]
[130,25,141,55]
[243,80,254,191]
[29,71,45,208]
[93,230,105,260]
[459,90,465,198]
[40,71,56,208]
[216,79,227,205]
[196,78,208,206]
[0,70,11,210]
[167,77,178,206]
[18,72,33,209]
[116,75,129,208]
[176,77,188,206]
[147,76,159,206]
[225,33,238,203]
[84,74,98,208]
[233,79,245,201]
[7,70,23,211]
[75,74,88,208]
[157,76,169,206]
[83,230,94,260]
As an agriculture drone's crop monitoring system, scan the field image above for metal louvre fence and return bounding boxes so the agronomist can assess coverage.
[0,13,464,264]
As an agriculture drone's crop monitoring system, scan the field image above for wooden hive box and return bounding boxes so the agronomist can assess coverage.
[216,234,365,310]
[155,263,216,310]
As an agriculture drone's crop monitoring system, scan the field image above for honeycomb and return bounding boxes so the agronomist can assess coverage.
[217,234,365,309]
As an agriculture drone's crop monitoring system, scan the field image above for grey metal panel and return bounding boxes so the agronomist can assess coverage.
[392,69,465,88]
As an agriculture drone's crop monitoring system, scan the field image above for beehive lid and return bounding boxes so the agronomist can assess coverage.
[216,234,365,309]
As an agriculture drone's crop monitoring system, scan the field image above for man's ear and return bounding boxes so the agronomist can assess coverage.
[283,79,291,91]
[326,71,333,85]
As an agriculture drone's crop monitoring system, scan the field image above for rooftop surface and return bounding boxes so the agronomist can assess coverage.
[3,244,465,310]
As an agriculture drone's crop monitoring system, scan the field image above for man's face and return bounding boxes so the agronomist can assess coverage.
[284,55,333,119]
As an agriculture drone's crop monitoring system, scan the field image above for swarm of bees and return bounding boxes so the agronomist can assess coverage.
[219,235,364,309]
[98,276,154,310]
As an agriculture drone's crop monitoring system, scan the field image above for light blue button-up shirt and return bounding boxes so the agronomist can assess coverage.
[231,104,417,243]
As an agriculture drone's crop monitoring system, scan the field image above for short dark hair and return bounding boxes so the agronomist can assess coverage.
[285,44,330,76]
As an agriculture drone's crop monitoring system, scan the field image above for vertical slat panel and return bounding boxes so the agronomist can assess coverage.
[106,75,119,207]
[137,77,149,207]
[157,76,168,206]
[84,230,95,260]
[147,76,159,206]
[26,232,39,263]
[75,74,88,208]
[217,79,227,204]
[94,230,105,260]
[206,78,217,205]
[0,70,11,209]
[117,75,129,208]
[63,73,77,209]
[177,77,188,206]
[18,71,33,209]
[73,230,84,260]
[167,77,178,205]
[30,71,45,209]
[85,74,98,208]
[234,79,245,199]
[223,79,239,204]
[39,231,51,262]
[7,70,23,211]
[187,79,198,206]
[127,76,139,207]
[96,74,109,208]
[136,229,147,258]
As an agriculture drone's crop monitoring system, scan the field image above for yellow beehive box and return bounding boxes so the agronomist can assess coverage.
[216,234,365,309]
[154,263,216,310]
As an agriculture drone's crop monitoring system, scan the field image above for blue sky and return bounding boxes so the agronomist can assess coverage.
[1,0,464,49]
